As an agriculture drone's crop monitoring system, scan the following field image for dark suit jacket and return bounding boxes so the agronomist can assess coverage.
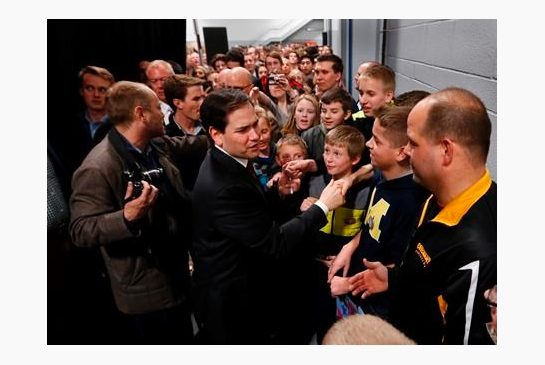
[191,146,328,344]
[62,112,112,177]
[165,116,208,191]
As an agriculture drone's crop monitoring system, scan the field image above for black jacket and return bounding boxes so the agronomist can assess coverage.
[389,171,497,344]
[191,146,327,344]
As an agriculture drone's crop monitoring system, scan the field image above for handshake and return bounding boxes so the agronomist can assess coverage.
[266,158,350,211]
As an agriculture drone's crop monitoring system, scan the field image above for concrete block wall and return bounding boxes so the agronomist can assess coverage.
[383,19,497,179]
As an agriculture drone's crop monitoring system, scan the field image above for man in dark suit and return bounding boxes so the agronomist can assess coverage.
[70,81,208,344]
[191,88,346,344]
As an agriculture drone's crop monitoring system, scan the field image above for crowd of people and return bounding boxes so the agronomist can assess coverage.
[47,41,497,345]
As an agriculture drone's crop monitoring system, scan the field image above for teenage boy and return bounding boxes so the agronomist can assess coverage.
[328,106,428,320]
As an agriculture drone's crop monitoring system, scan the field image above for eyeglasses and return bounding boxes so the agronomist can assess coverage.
[83,85,108,94]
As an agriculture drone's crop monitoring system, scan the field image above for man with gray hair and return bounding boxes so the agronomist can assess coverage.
[145,59,175,125]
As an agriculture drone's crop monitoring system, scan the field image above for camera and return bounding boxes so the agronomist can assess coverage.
[124,167,164,200]
[268,73,280,85]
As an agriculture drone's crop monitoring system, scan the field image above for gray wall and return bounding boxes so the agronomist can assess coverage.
[383,19,497,179]
[284,19,323,45]
[346,19,382,94]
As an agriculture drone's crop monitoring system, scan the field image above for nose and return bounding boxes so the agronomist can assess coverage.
[404,142,412,157]
[250,125,260,141]
[359,94,366,105]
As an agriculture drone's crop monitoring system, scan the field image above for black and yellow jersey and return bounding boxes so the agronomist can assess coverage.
[390,170,497,344]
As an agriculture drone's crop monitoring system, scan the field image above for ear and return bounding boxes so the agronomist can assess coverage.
[173,98,183,110]
[351,154,361,166]
[134,105,146,122]
[385,90,394,104]
[208,126,223,147]
[440,138,455,166]
[344,110,352,121]
[395,145,409,163]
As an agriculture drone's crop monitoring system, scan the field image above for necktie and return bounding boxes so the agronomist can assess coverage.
[246,162,260,186]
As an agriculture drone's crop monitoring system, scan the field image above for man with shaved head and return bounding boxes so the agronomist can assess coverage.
[216,68,231,90]
[348,88,496,344]
[227,67,282,141]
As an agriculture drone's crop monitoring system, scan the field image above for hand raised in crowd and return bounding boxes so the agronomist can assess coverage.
[277,74,291,92]
[267,172,302,196]
[348,259,389,299]
[283,159,317,179]
[249,86,260,106]
[277,172,301,196]
[123,180,159,222]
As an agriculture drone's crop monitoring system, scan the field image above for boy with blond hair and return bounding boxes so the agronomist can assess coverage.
[348,63,395,166]
[301,125,372,343]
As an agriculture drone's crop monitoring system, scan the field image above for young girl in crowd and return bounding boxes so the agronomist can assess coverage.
[281,94,320,136]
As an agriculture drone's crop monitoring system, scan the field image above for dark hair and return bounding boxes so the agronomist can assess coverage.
[163,74,204,111]
[226,49,245,67]
[320,87,353,114]
[210,53,228,69]
[425,88,491,163]
[316,54,343,74]
[299,54,314,64]
[395,90,430,108]
[304,46,319,61]
[200,88,252,133]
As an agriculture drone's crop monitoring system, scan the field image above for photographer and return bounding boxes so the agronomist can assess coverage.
[69,81,208,344]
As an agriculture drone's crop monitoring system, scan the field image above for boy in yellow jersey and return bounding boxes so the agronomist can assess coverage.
[300,125,371,343]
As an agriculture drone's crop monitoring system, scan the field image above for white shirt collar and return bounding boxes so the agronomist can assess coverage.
[215,145,249,168]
